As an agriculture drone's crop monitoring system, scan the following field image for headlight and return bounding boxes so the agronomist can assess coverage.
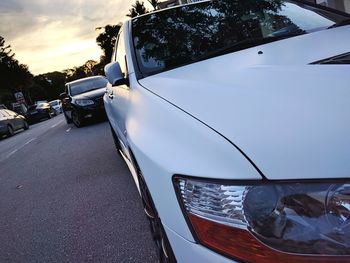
[174,177,350,262]
[75,99,94,106]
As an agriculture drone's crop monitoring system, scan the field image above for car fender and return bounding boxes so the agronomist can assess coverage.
[124,83,262,241]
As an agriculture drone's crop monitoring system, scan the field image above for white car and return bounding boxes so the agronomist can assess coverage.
[49,99,62,114]
[104,0,350,262]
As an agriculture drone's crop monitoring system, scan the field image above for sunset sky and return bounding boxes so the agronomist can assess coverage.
[0,0,154,75]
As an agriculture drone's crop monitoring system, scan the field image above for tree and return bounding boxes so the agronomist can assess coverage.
[64,60,100,82]
[147,0,160,10]
[0,36,15,62]
[127,0,148,18]
[96,24,122,68]
[31,71,67,101]
[0,36,33,106]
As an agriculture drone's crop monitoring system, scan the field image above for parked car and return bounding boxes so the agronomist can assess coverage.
[49,99,62,114]
[103,1,350,262]
[0,109,29,137]
[25,104,54,124]
[61,76,108,128]
[35,100,48,105]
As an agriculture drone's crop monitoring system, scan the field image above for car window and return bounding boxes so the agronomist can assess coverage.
[69,77,108,96]
[132,0,347,77]
[37,103,49,108]
[49,101,59,106]
[116,30,127,77]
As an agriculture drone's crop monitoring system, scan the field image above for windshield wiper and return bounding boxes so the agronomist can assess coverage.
[328,18,350,29]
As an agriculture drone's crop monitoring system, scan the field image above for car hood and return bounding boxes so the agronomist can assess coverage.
[139,28,350,180]
[73,88,106,100]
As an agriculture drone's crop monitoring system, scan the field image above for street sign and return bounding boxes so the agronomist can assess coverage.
[14,92,26,104]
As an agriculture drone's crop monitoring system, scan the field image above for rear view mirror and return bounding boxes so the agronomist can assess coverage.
[104,62,129,86]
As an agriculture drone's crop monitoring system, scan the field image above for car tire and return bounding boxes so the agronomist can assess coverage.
[23,120,29,130]
[64,113,72,124]
[7,125,14,137]
[109,123,122,156]
[72,111,83,128]
[138,174,177,263]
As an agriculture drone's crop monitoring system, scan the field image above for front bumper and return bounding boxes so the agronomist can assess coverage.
[164,224,236,263]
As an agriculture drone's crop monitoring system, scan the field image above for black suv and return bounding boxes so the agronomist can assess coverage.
[60,76,108,127]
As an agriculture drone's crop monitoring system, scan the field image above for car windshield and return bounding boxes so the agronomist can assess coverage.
[37,103,48,108]
[69,77,108,96]
[132,0,347,76]
[49,101,59,106]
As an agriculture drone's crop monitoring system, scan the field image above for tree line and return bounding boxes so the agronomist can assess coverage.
[0,0,160,107]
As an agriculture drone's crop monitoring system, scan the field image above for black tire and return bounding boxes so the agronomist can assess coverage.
[72,111,83,128]
[23,120,29,130]
[7,125,14,137]
[64,113,72,124]
[109,123,122,155]
[138,174,177,263]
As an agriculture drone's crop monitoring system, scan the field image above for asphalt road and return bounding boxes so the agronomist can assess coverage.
[0,115,158,262]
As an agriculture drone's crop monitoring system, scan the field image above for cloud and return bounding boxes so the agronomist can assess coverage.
[0,0,149,74]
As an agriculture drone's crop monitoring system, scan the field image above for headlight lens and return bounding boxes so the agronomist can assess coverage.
[75,99,94,106]
[175,177,350,262]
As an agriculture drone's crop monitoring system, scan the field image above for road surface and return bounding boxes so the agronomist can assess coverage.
[0,115,158,262]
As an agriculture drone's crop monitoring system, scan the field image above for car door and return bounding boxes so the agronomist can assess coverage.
[107,29,131,158]
[0,110,9,132]
[5,110,21,130]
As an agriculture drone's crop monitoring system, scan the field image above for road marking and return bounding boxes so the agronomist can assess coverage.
[3,138,36,160]
[51,120,64,128]
[6,149,18,158]
[24,138,36,145]
[66,127,71,132]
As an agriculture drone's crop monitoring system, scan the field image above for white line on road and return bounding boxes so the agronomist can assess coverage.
[6,149,18,158]
[3,138,37,160]
[66,127,72,132]
[24,138,36,145]
[51,120,64,128]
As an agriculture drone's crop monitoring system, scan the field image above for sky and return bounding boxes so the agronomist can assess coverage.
[0,0,154,75]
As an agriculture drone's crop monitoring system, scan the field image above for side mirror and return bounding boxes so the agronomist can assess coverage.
[104,62,129,86]
[59,92,71,103]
